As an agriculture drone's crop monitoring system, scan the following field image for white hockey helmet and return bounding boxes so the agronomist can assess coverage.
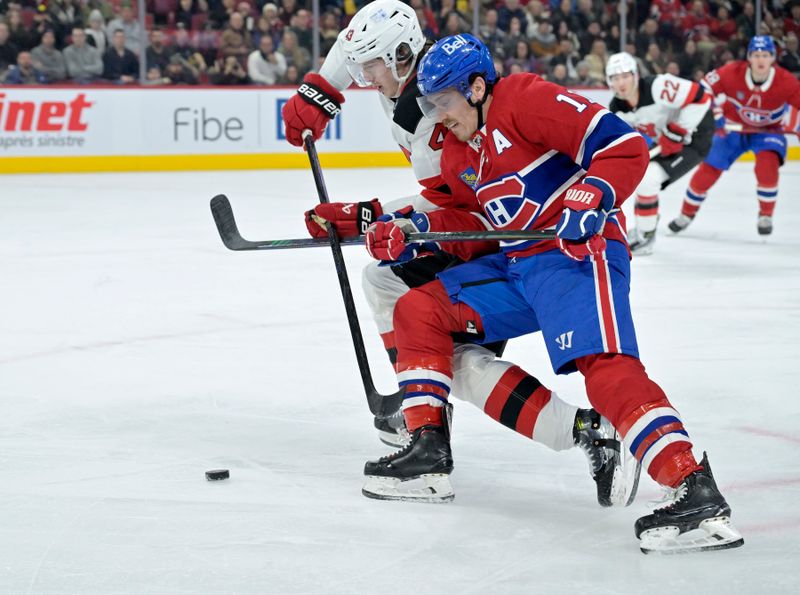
[341,0,425,91]
[605,51,638,87]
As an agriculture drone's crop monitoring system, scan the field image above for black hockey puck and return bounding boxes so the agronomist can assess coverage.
[205,469,230,481]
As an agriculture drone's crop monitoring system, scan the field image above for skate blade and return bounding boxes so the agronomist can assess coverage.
[609,438,642,507]
[377,429,411,448]
[639,516,744,555]
[362,473,454,503]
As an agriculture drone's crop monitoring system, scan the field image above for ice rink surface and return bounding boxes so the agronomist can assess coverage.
[1,162,799,594]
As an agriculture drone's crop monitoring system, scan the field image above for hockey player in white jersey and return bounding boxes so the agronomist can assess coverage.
[606,52,714,254]
[280,0,639,506]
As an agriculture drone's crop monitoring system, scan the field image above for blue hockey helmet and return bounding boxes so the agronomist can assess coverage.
[416,34,496,126]
[748,35,776,56]
[417,34,496,100]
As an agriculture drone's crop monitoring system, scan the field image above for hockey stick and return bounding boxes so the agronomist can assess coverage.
[210,194,555,251]
[302,132,403,418]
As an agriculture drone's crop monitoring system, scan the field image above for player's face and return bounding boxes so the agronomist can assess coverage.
[609,72,636,99]
[348,58,400,98]
[748,51,775,79]
[421,88,476,141]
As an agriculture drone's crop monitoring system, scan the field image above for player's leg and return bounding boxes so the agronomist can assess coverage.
[668,132,742,233]
[751,134,787,235]
[628,161,669,254]
[450,343,636,507]
[524,241,741,553]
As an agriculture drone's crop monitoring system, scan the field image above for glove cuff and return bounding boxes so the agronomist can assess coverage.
[297,73,345,120]
[663,122,688,143]
[581,176,616,213]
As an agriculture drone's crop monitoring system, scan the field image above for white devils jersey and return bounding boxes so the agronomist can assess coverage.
[609,74,711,143]
[319,36,450,211]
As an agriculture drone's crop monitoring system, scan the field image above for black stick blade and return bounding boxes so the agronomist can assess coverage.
[210,194,251,251]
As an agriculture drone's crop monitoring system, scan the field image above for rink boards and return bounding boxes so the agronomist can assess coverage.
[0,85,797,174]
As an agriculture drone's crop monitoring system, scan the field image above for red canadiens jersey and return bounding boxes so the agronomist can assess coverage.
[704,62,800,129]
[468,74,649,257]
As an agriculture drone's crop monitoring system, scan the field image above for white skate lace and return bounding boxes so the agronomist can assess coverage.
[652,483,688,511]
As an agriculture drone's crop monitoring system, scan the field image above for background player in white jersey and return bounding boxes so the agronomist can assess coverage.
[280,0,639,507]
[606,52,714,254]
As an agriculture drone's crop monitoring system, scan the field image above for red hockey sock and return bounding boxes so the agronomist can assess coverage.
[682,163,723,217]
[635,194,659,232]
[755,151,780,217]
[482,365,552,439]
[404,404,443,432]
[577,353,701,487]
[379,330,397,366]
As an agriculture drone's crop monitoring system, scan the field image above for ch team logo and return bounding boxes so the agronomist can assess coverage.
[477,174,541,229]
[740,108,773,125]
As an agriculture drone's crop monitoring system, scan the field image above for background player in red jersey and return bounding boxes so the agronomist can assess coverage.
[280,0,638,507]
[362,34,744,555]
[669,35,800,236]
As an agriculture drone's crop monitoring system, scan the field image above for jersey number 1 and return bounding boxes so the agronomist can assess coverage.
[556,93,588,113]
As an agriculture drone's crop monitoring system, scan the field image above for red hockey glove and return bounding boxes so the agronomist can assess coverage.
[305,199,383,238]
[281,73,345,147]
[365,206,438,262]
[657,122,688,157]
[557,235,607,262]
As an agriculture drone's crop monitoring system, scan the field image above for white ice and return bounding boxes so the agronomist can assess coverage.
[1,162,799,594]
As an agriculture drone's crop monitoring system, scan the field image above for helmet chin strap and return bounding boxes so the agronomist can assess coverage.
[467,78,493,131]
[390,54,419,98]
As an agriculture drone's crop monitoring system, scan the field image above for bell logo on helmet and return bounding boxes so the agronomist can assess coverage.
[441,35,468,56]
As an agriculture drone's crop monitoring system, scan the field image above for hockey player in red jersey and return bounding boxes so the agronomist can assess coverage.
[606,51,714,254]
[670,35,800,236]
[279,0,639,507]
[361,34,744,555]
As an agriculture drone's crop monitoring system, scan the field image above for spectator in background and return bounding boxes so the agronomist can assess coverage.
[780,32,800,74]
[493,56,505,79]
[498,0,527,32]
[106,3,143,56]
[785,3,800,38]
[575,0,600,30]
[64,26,103,82]
[643,42,668,75]
[236,1,255,31]
[31,29,66,82]
[219,11,253,61]
[247,34,285,84]
[737,2,757,40]
[146,28,173,73]
[208,54,249,84]
[278,0,298,27]
[3,50,47,83]
[172,25,207,78]
[277,28,309,75]
[711,6,737,44]
[636,18,659,57]
[525,0,547,32]
[411,0,438,38]
[506,39,537,73]
[529,18,557,60]
[583,37,608,86]
[164,54,199,84]
[175,0,200,30]
[0,22,19,76]
[480,8,506,54]
[549,62,576,86]
[574,59,600,87]
[7,8,36,52]
[550,36,581,80]
[278,62,300,85]
[665,60,680,76]
[318,10,339,57]
[440,11,467,39]
[80,0,115,25]
[502,16,526,60]
[578,20,603,56]
[437,0,470,33]
[554,19,580,53]
[209,0,236,29]
[85,9,108,54]
[260,3,284,47]
[49,0,82,46]
[290,8,313,51]
[551,0,579,33]
[677,39,701,78]
[103,29,138,83]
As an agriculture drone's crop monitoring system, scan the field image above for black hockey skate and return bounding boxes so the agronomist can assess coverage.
[757,215,773,235]
[635,452,744,554]
[374,409,410,448]
[668,214,694,233]
[573,409,641,507]
[362,423,454,503]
